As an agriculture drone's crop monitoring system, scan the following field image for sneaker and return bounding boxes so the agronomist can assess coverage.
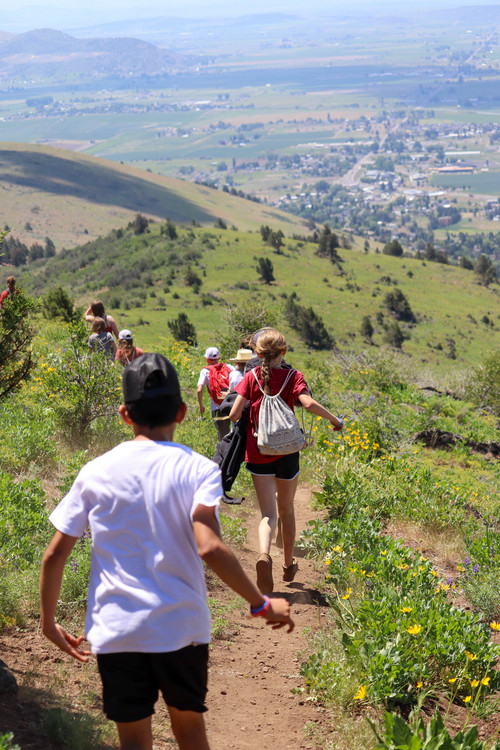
[256,553,273,595]
[282,560,298,582]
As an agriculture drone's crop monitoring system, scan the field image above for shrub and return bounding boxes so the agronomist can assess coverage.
[0,471,50,568]
[316,224,341,263]
[360,315,374,343]
[168,313,198,346]
[0,288,38,401]
[383,239,404,257]
[37,321,122,445]
[285,294,334,350]
[466,351,500,414]
[42,287,78,323]
[370,710,500,750]
[256,257,274,284]
[475,255,498,287]
[217,299,280,357]
[384,321,406,349]
[0,733,21,750]
[383,288,416,322]
[130,213,149,235]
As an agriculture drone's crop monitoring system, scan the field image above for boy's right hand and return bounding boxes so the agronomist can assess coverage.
[43,622,91,663]
[263,598,294,632]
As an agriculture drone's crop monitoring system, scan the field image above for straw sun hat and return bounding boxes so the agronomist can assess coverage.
[229,348,253,363]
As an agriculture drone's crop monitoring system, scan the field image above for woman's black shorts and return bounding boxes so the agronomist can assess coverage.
[246,452,300,480]
[97,644,209,723]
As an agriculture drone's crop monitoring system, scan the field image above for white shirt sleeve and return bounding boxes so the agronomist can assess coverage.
[190,458,222,521]
[197,367,209,388]
[49,469,92,538]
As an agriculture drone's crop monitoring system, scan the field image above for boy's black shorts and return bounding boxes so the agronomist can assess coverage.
[246,452,300,480]
[97,644,209,723]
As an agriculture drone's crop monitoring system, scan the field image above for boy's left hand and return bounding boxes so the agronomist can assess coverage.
[43,622,91,663]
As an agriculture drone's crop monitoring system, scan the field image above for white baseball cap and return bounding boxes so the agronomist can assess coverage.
[204,346,220,359]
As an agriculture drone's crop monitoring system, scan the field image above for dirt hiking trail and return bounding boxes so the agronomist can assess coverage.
[206,486,332,749]
[0,485,338,749]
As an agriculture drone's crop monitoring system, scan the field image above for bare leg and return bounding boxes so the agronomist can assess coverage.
[116,717,153,750]
[251,473,278,555]
[168,706,210,750]
[276,476,298,568]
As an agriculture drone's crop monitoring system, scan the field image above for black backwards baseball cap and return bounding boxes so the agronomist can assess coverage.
[122,353,181,403]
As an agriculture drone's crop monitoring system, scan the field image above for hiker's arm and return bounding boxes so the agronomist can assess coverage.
[40,531,92,663]
[298,392,343,430]
[193,504,294,632]
[229,393,246,422]
[197,384,205,416]
[108,316,119,340]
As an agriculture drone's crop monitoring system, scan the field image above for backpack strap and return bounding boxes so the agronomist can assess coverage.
[252,367,295,398]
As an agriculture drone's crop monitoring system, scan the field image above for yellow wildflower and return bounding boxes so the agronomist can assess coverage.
[489,622,500,631]
[407,625,422,635]
[481,677,490,686]
[464,695,472,704]
[401,607,413,614]
[465,651,477,661]
[353,685,366,701]
[449,678,457,684]
[470,679,480,688]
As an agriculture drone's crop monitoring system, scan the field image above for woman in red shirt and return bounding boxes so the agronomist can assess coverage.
[229,329,343,595]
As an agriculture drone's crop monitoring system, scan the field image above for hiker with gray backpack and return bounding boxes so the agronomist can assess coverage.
[229,329,343,595]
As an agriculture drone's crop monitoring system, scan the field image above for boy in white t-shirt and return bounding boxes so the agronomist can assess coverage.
[40,353,293,750]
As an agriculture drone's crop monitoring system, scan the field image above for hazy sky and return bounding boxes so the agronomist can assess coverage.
[3,0,500,33]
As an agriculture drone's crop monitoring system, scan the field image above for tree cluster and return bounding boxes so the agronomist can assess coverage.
[168,313,198,347]
[383,288,416,323]
[382,239,404,257]
[260,225,284,253]
[284,293,334,350]
[316,224,342,264]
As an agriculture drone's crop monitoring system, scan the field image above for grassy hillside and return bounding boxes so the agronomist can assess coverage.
[0,142,309,248]
[16,217,500,373]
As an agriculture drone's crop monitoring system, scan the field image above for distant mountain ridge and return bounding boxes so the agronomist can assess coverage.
[0,28,186,81]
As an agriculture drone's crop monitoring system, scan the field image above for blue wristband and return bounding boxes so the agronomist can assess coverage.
[250,595,270,617]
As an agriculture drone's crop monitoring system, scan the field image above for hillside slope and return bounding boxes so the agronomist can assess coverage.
[16,218,500,372]
[0,143,309,248]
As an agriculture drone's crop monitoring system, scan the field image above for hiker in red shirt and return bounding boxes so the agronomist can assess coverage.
[197,347,233,441]
[0,276,18,308]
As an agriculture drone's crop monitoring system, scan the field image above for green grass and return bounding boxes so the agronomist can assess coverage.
[15,218,500,373]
